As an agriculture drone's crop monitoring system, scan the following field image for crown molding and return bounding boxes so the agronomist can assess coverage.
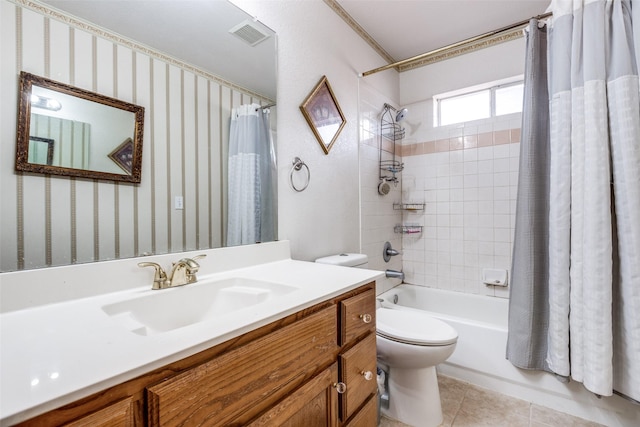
[323,0,397,66]
[398,27,523,72]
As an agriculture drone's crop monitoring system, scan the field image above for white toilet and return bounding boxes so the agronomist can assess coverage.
[377,308,458,427]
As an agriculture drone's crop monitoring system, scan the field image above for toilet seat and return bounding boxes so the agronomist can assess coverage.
[376,308,458,346]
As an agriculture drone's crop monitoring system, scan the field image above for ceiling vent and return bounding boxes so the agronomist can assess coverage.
[229,20,270,47]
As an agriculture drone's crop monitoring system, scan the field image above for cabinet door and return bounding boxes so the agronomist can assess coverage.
[146,306,338,426]
[248,363,339,427]
[340,289,375,345]
[339,334,377,421]
[343,395,377,427]
[63,397,133,427]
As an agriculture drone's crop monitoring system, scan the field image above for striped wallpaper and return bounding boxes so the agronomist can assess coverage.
[0,0,273,272]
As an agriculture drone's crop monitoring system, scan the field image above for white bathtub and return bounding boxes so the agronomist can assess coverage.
[377,284,640,427]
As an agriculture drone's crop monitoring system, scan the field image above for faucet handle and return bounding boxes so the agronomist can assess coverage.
[174,254,206,268]
[138,262,168,290]
[178,254,206,284]
[177,254,206,269]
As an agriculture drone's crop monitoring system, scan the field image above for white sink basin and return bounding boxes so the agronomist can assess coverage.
[102,278,298,336]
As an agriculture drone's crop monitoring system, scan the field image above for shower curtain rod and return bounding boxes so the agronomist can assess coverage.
[255,102,276,111]
[359,11,553,77]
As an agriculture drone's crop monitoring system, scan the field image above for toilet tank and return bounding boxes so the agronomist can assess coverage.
[315,253,369,268]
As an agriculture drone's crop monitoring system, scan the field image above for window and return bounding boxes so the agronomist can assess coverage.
[439,90,491,126]
[434,78,524,127]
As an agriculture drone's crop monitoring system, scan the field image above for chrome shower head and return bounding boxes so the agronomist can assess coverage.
[395,108,408,122]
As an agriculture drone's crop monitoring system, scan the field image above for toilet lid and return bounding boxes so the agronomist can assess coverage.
[376,308,458,346]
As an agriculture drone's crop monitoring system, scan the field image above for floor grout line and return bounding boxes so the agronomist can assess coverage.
[450,382,467,426]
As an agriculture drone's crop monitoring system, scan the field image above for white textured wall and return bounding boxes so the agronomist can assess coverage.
[231,0,399,262]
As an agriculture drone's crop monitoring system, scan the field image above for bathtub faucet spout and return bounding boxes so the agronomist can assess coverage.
[385,269,404,281]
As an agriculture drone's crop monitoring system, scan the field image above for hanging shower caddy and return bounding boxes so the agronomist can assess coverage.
[378,103,405,188]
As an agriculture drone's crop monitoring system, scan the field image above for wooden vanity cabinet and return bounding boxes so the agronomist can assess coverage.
[146,306,338,426]
[16,282,377,427]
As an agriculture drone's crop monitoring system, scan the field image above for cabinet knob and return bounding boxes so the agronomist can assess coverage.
[333,382,347,394]
[360,313,372,323]
[361,370,373,381]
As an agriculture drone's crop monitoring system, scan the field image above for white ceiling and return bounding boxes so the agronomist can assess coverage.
[336,0,550,62]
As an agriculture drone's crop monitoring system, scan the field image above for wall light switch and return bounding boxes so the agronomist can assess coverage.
[175,196,184,210]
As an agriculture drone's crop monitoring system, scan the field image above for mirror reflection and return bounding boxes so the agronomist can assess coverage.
[30,86,137,175]
[27,135,55,166]
[1,0,277,273]
[29,114,90,169]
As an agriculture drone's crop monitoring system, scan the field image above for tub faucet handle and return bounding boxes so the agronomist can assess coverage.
[383,241,401,262]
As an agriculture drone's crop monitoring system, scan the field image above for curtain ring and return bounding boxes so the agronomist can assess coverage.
[290,157,310,192]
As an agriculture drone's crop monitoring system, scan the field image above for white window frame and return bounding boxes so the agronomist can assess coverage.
[433,75,524,127]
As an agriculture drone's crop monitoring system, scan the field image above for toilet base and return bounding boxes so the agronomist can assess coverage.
[381,365,443,427]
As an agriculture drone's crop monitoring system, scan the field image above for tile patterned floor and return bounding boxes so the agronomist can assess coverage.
[379,375,605,427]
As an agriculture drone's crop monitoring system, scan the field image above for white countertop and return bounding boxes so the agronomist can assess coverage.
[0,242,383,425]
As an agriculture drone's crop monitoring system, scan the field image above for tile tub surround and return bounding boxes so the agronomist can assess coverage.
[399,127,521,298]
[380,375,605,427]
[0,241,383,425]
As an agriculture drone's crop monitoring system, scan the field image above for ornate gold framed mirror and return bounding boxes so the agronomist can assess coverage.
[15,72,145,183]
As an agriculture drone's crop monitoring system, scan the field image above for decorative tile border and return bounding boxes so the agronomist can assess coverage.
[401,128,521,157]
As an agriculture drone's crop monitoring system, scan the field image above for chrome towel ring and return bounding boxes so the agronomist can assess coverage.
[290,157,310,192]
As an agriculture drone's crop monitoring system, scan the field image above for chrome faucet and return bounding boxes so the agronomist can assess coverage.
[138,254,206,290]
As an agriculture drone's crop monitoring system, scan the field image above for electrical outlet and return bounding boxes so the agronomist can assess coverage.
[175,196,184,210]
